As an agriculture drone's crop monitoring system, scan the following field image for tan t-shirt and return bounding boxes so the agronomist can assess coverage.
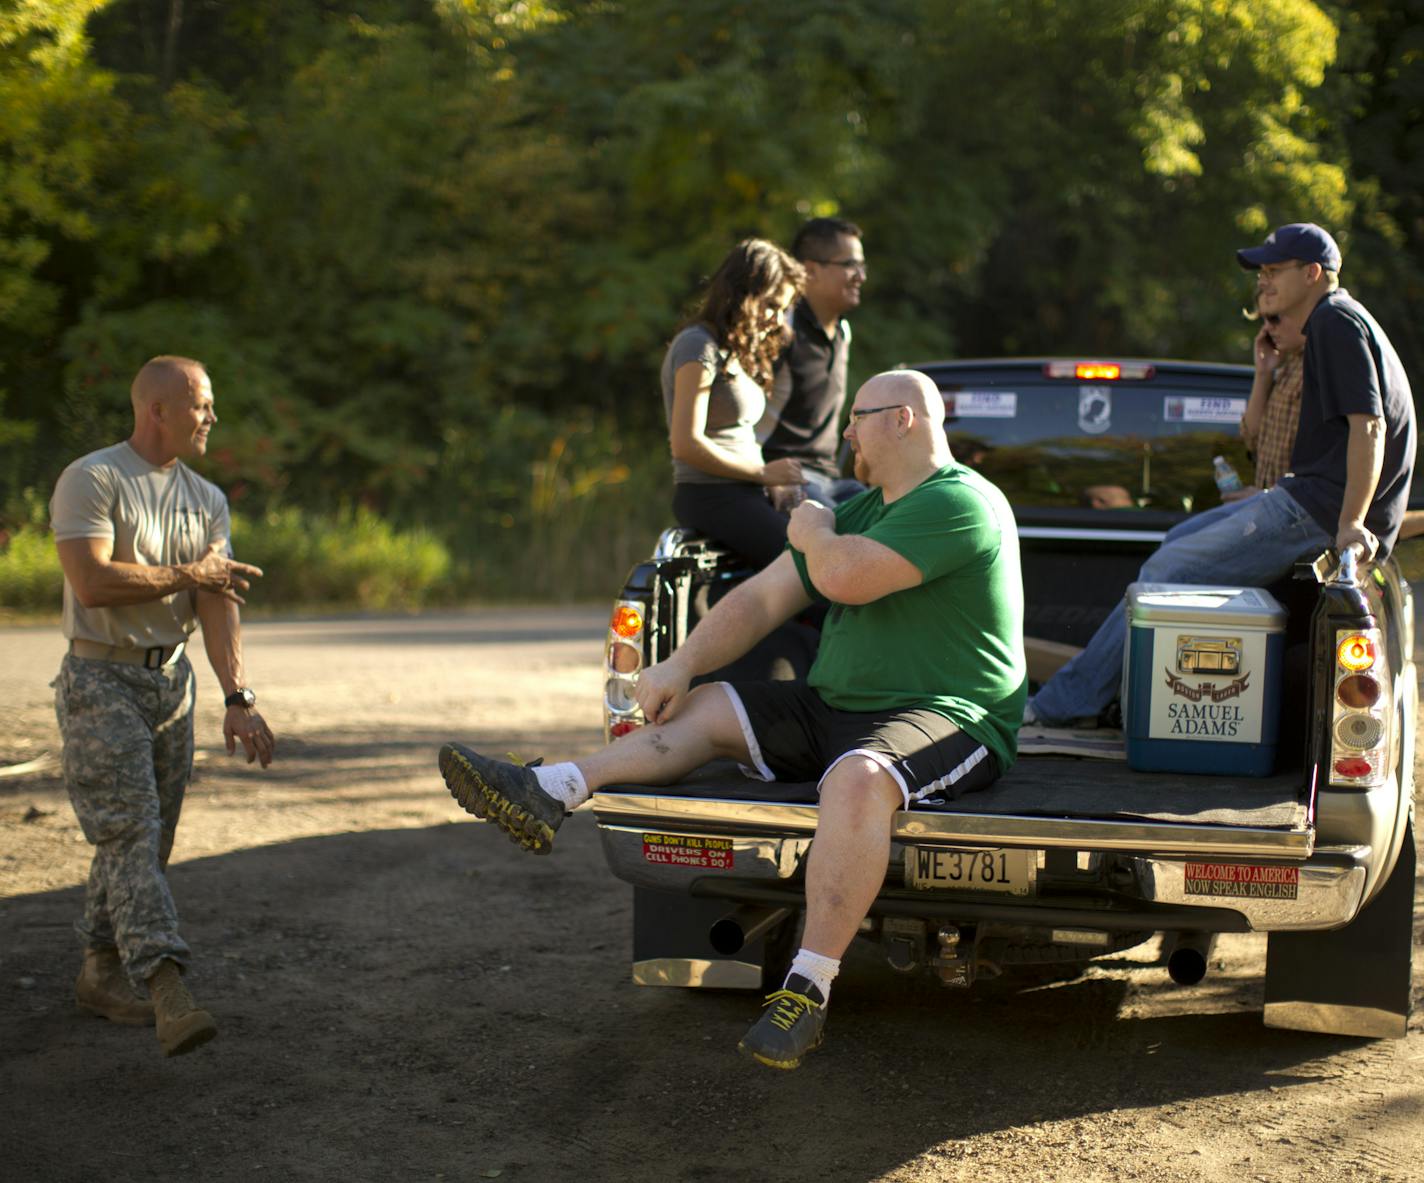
[50,442,231,647]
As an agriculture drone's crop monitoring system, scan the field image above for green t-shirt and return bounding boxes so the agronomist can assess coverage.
[788,464,1026,770]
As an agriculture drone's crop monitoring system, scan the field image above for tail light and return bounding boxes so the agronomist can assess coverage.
[604,598,647,743]
[1328,627,1390,787]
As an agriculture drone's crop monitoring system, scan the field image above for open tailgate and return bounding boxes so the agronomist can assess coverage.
[592,757,1314,860]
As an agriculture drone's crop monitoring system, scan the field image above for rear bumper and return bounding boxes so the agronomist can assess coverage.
[592,797,1370,934]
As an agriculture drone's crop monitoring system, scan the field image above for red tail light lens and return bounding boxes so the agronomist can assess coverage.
[1336,673,1381,708]
[1333,756,1373,779]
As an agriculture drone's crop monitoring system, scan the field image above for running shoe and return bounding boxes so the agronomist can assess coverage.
[438,743,564,855]
[737,973,827,1070]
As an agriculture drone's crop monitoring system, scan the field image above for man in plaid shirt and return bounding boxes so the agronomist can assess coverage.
[1234,303,1307,497]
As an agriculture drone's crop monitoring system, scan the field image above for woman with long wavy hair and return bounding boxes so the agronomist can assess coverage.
[661,238,807,567]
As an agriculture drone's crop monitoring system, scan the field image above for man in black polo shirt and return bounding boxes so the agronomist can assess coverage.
[760,217,866,506]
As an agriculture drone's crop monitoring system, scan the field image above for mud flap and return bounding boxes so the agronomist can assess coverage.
[630,887,792,991]
[1263,816,1416,1038]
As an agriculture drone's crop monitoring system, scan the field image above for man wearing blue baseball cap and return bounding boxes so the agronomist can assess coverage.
[1027,221,1416,728]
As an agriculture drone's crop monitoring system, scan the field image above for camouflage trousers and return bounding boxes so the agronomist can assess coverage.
[54,653,196,984]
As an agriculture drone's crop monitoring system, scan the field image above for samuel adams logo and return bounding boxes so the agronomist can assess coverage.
[1162,669,1251,737]
[1162,669,1250,703]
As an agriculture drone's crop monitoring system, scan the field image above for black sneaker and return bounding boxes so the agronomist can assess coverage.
[737,973,827,1070]
[438,743,565,855]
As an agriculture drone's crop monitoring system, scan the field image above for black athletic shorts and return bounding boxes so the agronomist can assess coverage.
[720,680,1001,808]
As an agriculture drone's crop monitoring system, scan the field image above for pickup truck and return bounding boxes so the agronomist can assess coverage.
[591,358,1418,1039]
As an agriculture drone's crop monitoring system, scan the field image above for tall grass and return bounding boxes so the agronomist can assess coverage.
[430,415,674,602]
[0,511,455,615]
[233,508,453,611]
[0,527,64,612]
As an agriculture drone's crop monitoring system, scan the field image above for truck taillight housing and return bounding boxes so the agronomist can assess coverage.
[1329,627,1389,787]
[604,598,647,743]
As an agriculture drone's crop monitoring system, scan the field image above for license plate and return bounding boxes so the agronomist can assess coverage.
[903,846,1036,895]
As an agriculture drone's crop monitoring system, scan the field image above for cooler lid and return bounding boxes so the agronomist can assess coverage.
[1127,582,1287,629]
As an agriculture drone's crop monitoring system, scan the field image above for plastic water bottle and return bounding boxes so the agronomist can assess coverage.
[1212,455,1243,494]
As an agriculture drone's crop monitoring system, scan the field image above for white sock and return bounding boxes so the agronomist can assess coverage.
[532,762,589,810]
[785,948,840,1006]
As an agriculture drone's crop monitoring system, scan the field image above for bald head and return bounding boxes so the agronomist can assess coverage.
[127,355,216,465]
[131,356,206,412]
[845,369,951,494]
[858,370,943,423]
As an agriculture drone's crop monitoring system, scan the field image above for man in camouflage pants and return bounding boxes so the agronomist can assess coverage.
[51,355,276,1057]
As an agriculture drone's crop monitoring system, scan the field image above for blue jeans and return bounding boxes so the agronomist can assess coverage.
[1029,488,1330,725]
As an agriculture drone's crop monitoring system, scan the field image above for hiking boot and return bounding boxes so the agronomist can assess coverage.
[438,743,565,855]
[146,959,217,1058]
[737,974,828,1070]
[75,947,155,1027]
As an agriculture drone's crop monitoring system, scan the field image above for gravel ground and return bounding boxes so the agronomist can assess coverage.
[0,609,1420,1183]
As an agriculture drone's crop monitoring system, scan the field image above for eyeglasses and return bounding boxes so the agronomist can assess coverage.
[810,257,868,276]
[848,403,906,424]
[1257,261,1305,283]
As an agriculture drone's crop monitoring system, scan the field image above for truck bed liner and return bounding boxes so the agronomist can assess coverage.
[601,757,1309,831]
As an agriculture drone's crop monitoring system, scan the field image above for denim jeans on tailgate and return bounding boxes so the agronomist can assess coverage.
[1029,487,1330,725]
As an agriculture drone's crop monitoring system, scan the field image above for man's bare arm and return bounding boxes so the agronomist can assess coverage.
[56,537,263,609]
[635,552,811,723]
[196,590,276,767]
[788,501,921,605]
[1338,412,1386,558]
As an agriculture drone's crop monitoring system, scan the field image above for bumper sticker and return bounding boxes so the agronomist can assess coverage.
[1184,861,1299,900]
[642,833,734,870]
[946,391,1018,418]
[1078,386,1111,434]
[1164,395,1247,424]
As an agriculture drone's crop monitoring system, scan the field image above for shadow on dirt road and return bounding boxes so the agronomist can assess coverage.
[2,812,1408,1183]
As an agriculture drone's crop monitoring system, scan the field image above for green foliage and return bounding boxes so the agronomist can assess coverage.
[2,0,1418,609]
[232,507,452,611]
[0,506,456,615]
[59,300,303,509]
[433,408,670,599]
[853,0,1350,372]
[0,526,64,613]
[1322,0,1424,382]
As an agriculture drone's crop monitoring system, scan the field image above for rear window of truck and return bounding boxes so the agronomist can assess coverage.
[922,362,1256,514]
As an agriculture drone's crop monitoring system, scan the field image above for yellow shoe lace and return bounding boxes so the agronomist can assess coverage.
[762,988,817,1032]
[504,752,543,769]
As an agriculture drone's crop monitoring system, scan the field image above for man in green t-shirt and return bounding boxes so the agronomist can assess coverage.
[436,369,1026,1069]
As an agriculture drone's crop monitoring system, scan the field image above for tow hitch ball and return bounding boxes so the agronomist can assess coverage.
[881,918,976,987]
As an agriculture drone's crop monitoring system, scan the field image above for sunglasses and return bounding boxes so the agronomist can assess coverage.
[848,404,906,424]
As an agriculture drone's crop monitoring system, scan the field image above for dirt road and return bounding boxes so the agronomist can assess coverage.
[1,610,1420,1183]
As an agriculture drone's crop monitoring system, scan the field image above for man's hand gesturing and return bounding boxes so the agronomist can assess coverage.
[187,542,264,604]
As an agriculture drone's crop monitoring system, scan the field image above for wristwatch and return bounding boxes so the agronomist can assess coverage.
[224,688,257,709]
